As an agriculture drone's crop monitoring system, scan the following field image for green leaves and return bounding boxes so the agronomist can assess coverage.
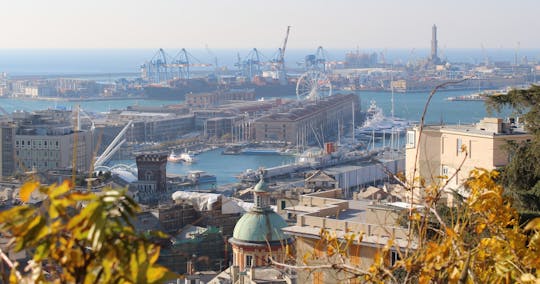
[0,181,176,283]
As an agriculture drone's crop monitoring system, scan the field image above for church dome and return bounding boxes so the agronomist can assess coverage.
[232,210,289,243]
[231,176,290,243]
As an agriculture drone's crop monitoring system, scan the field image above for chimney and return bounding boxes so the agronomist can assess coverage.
[476,117,502,134]
[249,264,255,282]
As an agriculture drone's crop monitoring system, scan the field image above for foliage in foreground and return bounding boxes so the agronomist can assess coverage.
[303,169,540,283]
[0,180,176,283]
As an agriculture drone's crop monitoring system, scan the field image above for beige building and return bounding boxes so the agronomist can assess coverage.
[252,94,359,146]
[405,117,532,201]
[12,109,94,173]
[283,189,410,283]
[15,129,93,173]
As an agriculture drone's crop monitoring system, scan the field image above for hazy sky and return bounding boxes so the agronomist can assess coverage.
[1,0,539,49]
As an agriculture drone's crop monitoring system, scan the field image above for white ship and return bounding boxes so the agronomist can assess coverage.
[357,100,410,135]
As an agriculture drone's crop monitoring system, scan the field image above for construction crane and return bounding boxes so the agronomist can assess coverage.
[268,26,291,85]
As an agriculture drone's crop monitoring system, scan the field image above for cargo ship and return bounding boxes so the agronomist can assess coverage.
[143,78,218,100]
[143,77,297,100]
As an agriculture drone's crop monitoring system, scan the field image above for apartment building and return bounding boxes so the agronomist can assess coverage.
[405,117,532,201]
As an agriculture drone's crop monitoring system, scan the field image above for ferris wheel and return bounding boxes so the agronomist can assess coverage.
[296,70,332,101]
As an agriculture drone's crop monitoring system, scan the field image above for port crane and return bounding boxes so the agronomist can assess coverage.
[168,48,212,80]
[302,46,342,72]
[235,48,264,81]
[141,48,212,84]
[141,48,170,84]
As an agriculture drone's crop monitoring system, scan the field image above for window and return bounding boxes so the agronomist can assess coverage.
[442,166,449,176]
[246,255,253,267]
[390,251,400,266]
[281,200,286,210]
[406,131,415,147]
[456,138,462,156]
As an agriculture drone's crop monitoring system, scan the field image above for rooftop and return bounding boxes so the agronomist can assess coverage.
[283,189,412,248]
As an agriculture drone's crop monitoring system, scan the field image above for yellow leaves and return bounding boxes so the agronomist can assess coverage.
[327,245,335,257]
[0,182,176,283]
[520,273,538,283]
[524,218,540,232]
[475,223,487,234]
[448,266,461,282]
[302,252,312,264]
[410,212,421,221]
[20,180,40,202]
[49,180,71,198]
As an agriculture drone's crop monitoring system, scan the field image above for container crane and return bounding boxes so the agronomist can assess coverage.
[235,48,264,81]
[141,48,170,84]
[168,48,212,80]
[141,48,212,84]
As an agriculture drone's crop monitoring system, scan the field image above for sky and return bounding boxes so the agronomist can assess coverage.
[1,0,539,49]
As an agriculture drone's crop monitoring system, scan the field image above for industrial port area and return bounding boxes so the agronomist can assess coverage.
[1,16,540,283]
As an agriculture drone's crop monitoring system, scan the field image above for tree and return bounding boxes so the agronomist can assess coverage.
[0,180,176,283]
[486,85,540,211]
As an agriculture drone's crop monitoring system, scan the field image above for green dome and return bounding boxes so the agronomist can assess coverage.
[232,211,289,243]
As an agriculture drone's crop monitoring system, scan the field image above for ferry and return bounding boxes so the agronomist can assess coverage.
[168,151,195,163]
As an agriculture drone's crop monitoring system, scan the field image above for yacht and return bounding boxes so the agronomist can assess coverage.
[180,153,195,163]
[357,100,410,135]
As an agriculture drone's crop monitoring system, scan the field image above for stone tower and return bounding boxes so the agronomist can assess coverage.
[135,152,168,194]
[430,24,441,64]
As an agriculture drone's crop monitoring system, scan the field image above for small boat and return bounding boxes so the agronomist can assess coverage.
[168,151,183,163]
[187,171,217,185]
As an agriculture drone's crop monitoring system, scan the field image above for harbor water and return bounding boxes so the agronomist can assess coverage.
[2,90,512,185]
